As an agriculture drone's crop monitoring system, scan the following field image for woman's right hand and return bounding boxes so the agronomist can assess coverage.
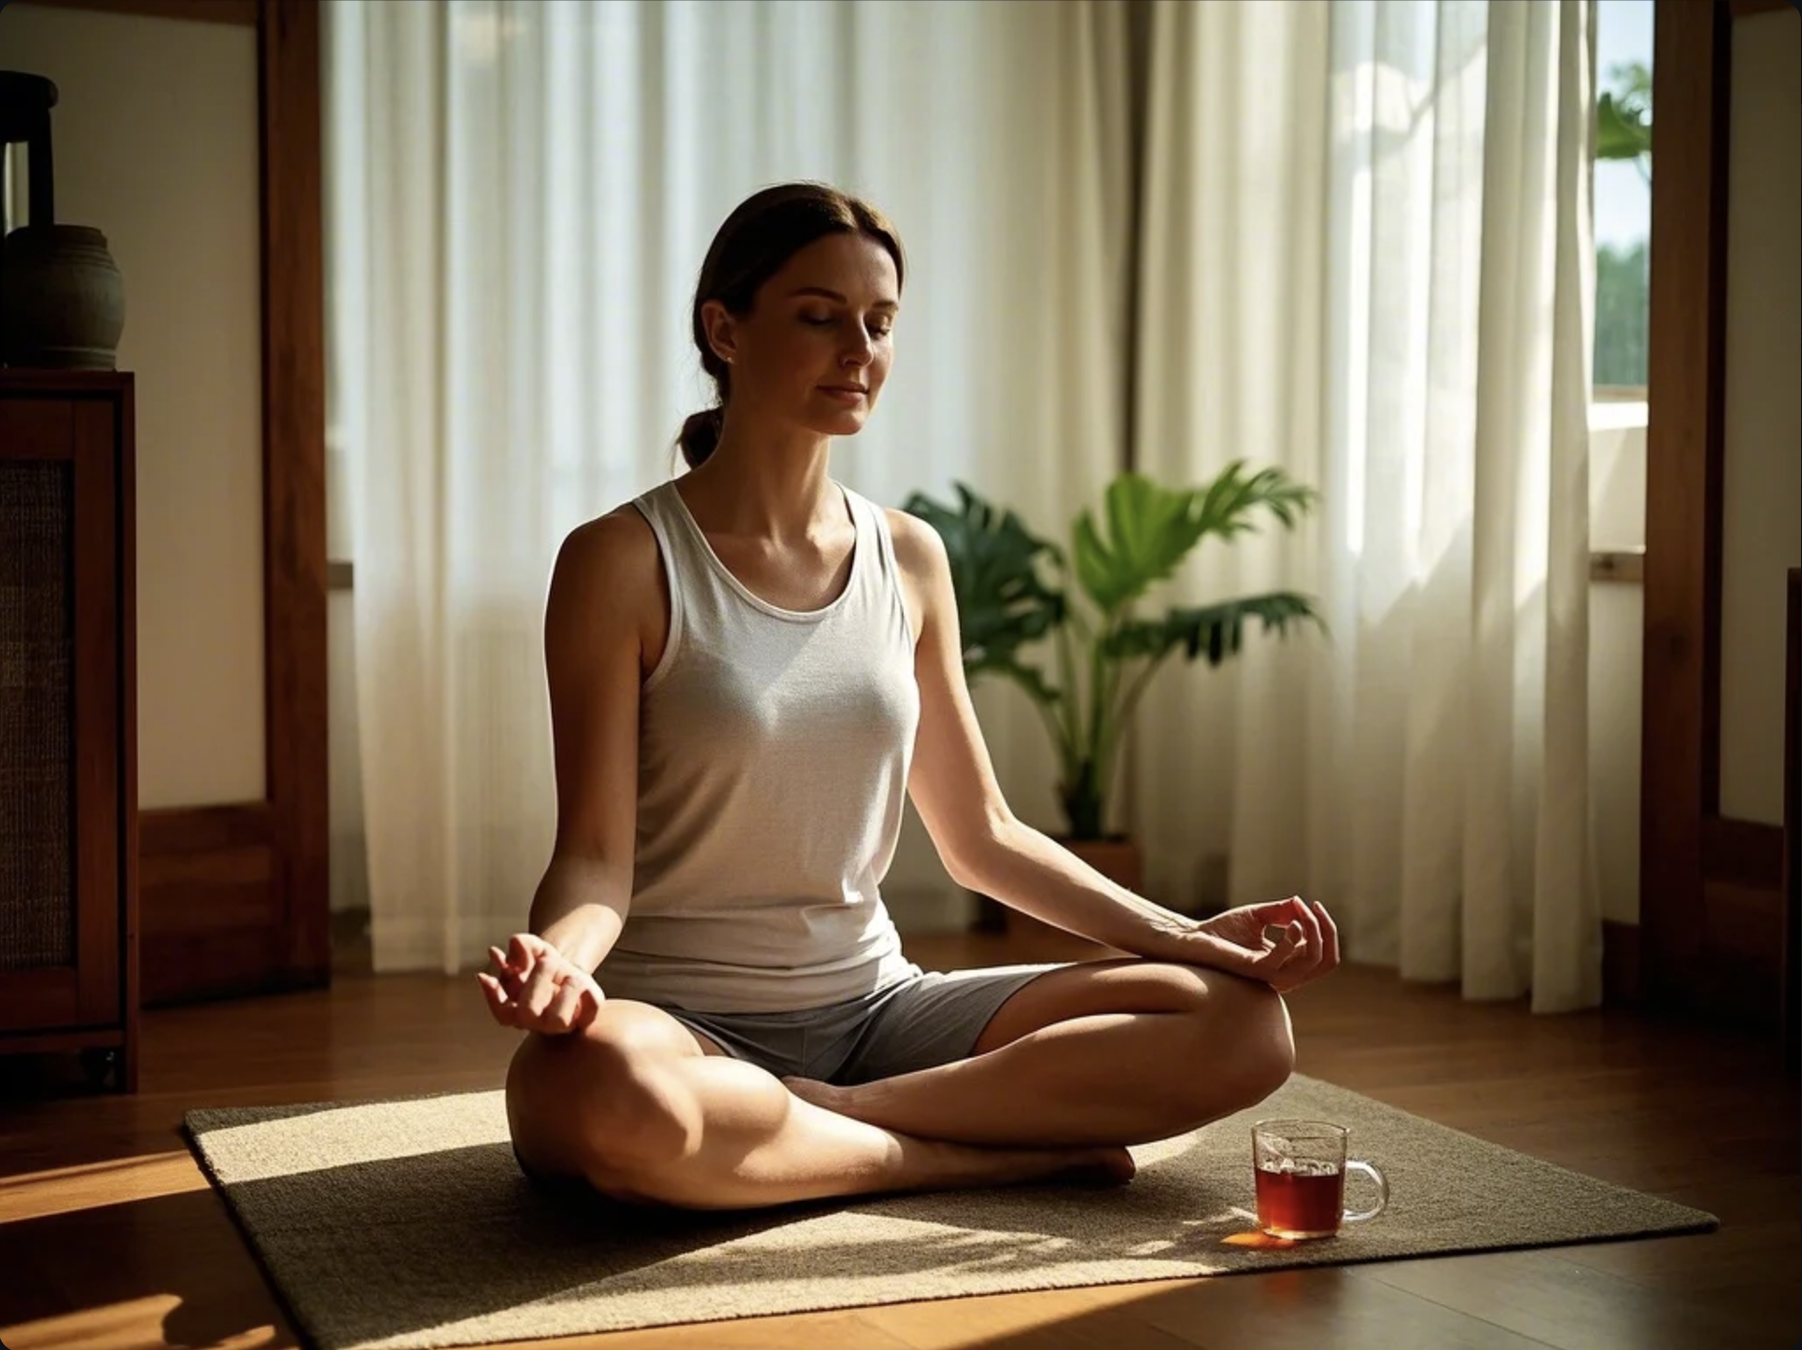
[477,933,604,1035]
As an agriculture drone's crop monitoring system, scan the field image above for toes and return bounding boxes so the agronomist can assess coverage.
[1058,1147,1136,1187]
[1104,1146,1138,1183]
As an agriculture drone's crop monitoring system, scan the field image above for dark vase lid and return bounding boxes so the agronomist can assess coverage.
[0,71,60,140]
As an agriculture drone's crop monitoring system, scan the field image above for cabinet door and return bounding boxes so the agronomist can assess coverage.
[0,394,122,1033]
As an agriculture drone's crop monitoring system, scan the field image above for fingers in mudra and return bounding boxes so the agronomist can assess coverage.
[479,937,600,1033]
[1264,899,1339,990]
[551,981,599,1031]
[480,943,540,1027]
[477,970,522,1027]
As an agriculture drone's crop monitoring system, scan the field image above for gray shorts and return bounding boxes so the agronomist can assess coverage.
[656,962,1064,1085]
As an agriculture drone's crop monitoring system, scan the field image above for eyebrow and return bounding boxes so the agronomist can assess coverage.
[787,286,900,311]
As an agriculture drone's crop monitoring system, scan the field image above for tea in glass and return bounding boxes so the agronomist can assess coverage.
[1252,1119,1388,1240]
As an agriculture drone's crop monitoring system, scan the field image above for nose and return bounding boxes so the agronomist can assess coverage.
[841,326,874,368]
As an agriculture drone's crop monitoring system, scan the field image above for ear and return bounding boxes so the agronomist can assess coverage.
[699,299,739,366]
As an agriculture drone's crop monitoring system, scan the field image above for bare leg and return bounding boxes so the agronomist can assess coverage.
[783,966,1295,1148]
[608,1051,1135,1209]
[506,1003,1135,1212]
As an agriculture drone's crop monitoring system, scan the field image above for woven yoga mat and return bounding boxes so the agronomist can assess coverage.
[184,1074,1717,1350]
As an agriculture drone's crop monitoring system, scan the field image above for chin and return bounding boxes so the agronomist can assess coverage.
[804,409,873,438]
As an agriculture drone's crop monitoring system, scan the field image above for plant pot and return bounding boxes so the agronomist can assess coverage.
[1,223,126,370]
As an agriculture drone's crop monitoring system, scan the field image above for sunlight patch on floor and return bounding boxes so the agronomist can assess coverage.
[0,1293,278,1350]
[0,1152,208,1224]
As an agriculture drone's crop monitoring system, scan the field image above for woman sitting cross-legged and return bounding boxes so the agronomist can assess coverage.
[480,180,1341,1212]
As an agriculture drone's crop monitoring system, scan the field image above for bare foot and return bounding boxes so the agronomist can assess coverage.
[1055,1146,1137,1186]
[784,1077,1136,1188]
[919,1135,1136,1191]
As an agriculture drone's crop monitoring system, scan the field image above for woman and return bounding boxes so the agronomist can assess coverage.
[481,181,1339,1211]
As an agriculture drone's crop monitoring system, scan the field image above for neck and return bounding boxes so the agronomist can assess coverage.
[685,407,838,541]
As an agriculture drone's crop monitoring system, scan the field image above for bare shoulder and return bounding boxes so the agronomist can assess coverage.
[882,507,954,647]
[883,506,951,585]
[547,502,663,635]
[554,504,658,594]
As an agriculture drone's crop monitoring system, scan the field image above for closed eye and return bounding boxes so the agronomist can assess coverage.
[799,313,895,339]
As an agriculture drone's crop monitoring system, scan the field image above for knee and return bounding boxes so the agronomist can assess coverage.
[579,1022,706,1161]
[507,1015,702,1192]
[1183,973,1295,1113]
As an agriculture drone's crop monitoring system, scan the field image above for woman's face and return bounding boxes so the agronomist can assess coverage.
[705,231,900,438]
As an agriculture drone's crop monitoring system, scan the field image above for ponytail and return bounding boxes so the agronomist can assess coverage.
[677,405,725,469]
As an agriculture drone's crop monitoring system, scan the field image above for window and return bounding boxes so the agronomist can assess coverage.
[1593,0,1654,395]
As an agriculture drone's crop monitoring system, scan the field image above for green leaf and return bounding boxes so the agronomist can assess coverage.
[1595,60,1651,162]
[1073,465,1319,616]
[1596,93,1652,161]
[1101,591,1324,666]
[978,655,1060,708]
[903,483,1064,703]
[1073,474,1206,615]
[1195,462,1319,537]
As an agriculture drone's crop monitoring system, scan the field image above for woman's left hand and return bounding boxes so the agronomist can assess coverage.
[1171,896,1340,993]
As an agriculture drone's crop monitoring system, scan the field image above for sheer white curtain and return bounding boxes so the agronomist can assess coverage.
[1131,0,1601,1011]
[322,0,1132,973]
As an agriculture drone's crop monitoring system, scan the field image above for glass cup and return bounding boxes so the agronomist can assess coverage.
[1252,1118,1389,1240]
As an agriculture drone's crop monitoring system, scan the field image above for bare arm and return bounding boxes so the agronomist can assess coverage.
[889,511,1191,953]
[480,507,662,1030]
[535,506,662,962]
[890,509,1338,989]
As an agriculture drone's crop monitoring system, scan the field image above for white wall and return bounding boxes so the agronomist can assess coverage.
[1588,401,1646,926]
[1719,8,1801,827]
[4,3,267,810]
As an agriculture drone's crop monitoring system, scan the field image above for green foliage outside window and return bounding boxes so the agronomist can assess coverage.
[1595,60,1652,389]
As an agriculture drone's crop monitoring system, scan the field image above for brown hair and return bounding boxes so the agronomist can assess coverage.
[676,182,906,470]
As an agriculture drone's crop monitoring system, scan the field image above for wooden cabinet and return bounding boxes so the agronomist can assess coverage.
[0,371,137,1093]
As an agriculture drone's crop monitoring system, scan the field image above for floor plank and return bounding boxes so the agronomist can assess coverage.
[1107,1268,1559,1350]
[1362,1247,1767,1350]
[1,931,1797,1350]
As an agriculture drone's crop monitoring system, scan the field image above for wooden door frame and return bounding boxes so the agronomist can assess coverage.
[251,0,328,995]
[1639,0,1793,1027]
[28,0,328,1001]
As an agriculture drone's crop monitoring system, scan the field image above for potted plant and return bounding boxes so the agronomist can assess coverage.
[903,465,1322,931]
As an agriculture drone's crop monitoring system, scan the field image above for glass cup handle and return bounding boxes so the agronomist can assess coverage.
[1342,1159,1389,1225]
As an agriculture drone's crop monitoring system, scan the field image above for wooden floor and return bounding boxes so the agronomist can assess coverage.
[1,929,1798,1350]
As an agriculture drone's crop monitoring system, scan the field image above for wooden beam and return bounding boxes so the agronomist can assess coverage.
[1640,0,1734,1010]
[258,0,330,986]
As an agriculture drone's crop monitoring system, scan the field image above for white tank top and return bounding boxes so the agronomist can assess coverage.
[596,478,923,1013]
